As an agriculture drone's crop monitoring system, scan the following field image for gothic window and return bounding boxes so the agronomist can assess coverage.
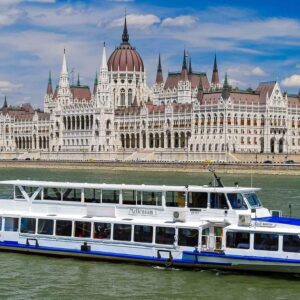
[234,114,238,126]
[81,116,85,130]
[201,114,205,126]
[128,89,133,106]
[292,118,295,128]
[120,89,125,106]
[227,114,231,125]
[220,113,224,126]
[86,116,90,130]
[241,115,244,126]
[247,114,251,126]
[253,115,257,126]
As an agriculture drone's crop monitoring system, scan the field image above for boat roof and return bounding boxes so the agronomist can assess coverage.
[0,180,260,193]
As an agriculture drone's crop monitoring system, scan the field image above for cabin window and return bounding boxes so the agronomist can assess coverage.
[227,193,248,210]
[4,217,19,232]
[134,225,153,243]
[210,193,229,209]
[15,186,25,199]
[75,221,91,238]
[113,224,132,241]
[165,191,186,207]
[16,186,41,200]
[37,219,54,235]
[0,217,2,231]
[43,187,62,201]
[62,189,82,202]
[94,222,111,239]
[178,228,199,247]
[141,191,162,206]
[84,189,101,203]
[244,193,262,208]
[20,218,36,234]
[254,233,278,251]
[155,227,175,245]
[122,190,139,205]
[55,220,72,237]
[226,231,250,249]
[102,190,119,204]
[24,186,41,199]
[201,228,210,248]
[283,235,300,253]
[188,192,207,208]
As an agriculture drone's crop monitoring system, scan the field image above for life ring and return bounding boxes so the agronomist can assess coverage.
[164,258,173,267]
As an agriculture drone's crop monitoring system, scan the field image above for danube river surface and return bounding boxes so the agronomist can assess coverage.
[0,168,300,300]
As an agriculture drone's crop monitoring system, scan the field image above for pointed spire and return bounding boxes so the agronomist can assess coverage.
[180,49,188,80]
[61,48,68,75]
[47,71,53,95]
[101,42,108,69]
[155,53,163,84]
[182,49,187,70]
[223,72,229,88]
[93,71,98,95]
[122,12,129,44]
[211,53,220,88]
[188,57,192,75]
[2,96,8,109]
[213,54,218,72]
[77,73,80,86]
[157,53,162,72]
[222,72,230,100]
[58,48,70,98]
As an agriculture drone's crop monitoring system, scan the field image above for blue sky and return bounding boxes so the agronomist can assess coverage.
[1,0,300,108]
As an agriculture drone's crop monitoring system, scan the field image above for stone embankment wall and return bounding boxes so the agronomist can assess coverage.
[0,150,299,163]
[0,160,300,175]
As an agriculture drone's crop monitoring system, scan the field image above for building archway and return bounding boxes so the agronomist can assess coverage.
[279,138,284,153]
[270,137,275,153]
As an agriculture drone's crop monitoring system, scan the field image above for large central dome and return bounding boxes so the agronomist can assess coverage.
[107,17,144,72]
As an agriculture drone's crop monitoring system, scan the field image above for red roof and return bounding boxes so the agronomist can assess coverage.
[256,82,276,104]
[108,44,144,72]
[164,72,210,90]
[70,86,91,101]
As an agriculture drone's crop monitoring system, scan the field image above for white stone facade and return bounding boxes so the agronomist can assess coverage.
[1,21,300,160]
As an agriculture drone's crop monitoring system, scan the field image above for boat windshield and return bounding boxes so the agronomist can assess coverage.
[244,193,262,208]
[227,193,248,210]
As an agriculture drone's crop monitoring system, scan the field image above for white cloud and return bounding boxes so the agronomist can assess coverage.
[281,75,300,87]
[25,0,55,2]
[251,66,267,76]
[0,8,24,25]
[0,80,23,92]
[110,14,160,28]
[162,15,198,27]
[0,0,55,5]
[227,77,247,88]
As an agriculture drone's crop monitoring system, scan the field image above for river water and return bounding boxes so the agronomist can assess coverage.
[0,168,300,299]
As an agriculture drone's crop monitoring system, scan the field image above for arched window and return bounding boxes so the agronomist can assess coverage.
[120,88,125,106]
[128,89,133,106]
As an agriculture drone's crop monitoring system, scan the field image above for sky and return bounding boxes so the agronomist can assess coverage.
[1,0,300,108]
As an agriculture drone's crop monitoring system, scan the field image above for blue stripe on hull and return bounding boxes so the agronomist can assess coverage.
[183,250,300,264]
[254,216,300,227]
[0,241,228,266]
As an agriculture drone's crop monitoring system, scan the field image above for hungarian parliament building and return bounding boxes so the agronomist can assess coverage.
[1,17,300,161]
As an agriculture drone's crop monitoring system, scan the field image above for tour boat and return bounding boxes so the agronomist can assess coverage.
[0,172,300,274]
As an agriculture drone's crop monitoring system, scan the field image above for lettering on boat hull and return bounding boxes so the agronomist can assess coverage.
[129,208,157,216]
